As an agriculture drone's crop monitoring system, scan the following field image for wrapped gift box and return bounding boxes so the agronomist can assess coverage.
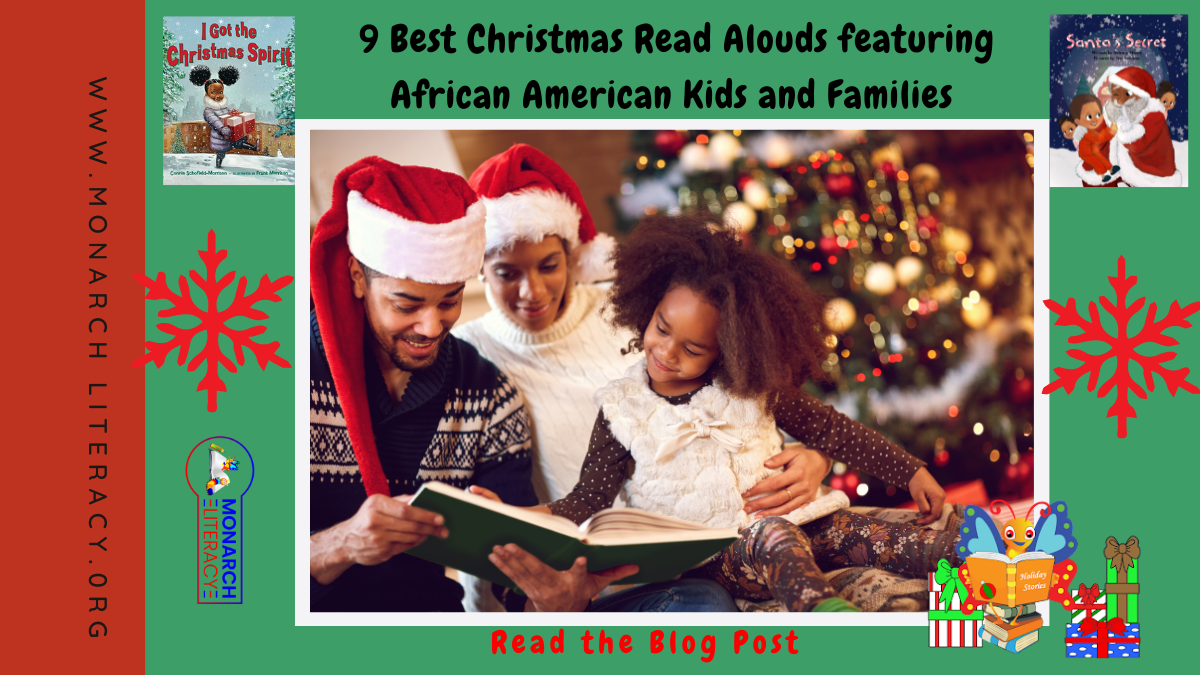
[218,110,256,142]
[1065,620,1140,659]
[928,570,984,647]
[1104,536,1139,622]
[1065,583,1106,623]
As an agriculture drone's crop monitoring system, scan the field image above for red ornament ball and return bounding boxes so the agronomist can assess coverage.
[654,130,688,157]
[1010,375,1034,404]
[980,582,996,600]
[825,174,855,199]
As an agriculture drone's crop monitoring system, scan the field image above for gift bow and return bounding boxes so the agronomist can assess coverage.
[654,417,744,462]
[1104,536,1140,573]
[1080,617,1127,637]
[1076,583,1101,605]
[933,559,968,610]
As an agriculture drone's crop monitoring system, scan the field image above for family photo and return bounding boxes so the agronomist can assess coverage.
[306,129,1037,614]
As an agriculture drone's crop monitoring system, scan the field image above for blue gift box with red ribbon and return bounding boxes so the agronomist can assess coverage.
[1065,618,1140,658]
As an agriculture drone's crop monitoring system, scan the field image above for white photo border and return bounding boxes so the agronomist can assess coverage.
[294,118,1050,627]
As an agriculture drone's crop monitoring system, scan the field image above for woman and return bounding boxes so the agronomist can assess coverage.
[453,144,833,611]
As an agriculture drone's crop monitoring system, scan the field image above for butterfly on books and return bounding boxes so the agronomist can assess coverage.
[958,501,1077,563]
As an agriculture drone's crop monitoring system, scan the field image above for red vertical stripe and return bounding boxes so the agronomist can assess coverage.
[10,2,145,671]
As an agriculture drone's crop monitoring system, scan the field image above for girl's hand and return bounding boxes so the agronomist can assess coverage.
[742,444,832,519]
[907,467,946,526]
[469,485,503,503]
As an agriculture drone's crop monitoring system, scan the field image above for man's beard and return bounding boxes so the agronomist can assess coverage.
[1105,96,1150,127]
[371,327,446,372]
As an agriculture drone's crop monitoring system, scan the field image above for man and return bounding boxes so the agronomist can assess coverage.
[308,157,736,612]
[1090,66,1183,187]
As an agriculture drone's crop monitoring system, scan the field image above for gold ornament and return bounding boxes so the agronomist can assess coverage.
[894,256,924,286]
[708,132,742,169]
[910,163,940,191]
[870,143,903,170]
[975,258,997,289]
[763,134,794,167]
[722,201,757,232]
[864,262,897,295]
[940,227,973,255]
[930,279,959,304]
[678,143,711,174]
[742,180,771,209]
[962,297,993,329]
[824,298,856,333]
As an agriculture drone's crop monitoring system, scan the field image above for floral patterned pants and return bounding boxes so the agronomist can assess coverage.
[687,510,963,611]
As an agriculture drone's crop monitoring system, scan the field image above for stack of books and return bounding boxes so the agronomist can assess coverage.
[967,551,1055,654]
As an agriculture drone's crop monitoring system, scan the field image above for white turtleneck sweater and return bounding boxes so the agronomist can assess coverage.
[453,283,641,503]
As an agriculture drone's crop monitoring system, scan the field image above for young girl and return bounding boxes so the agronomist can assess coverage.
[486,215,961,612]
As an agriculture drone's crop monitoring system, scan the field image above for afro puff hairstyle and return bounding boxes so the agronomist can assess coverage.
[607,214,832,399]
[189,65,240,94]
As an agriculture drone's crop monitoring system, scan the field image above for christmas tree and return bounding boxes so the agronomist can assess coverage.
[615,130,1035,506]
[162,26,185,124]
[271,26,296,137]
[168,124,188,153]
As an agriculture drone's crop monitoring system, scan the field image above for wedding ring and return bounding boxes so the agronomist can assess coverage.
[785,487,793,500]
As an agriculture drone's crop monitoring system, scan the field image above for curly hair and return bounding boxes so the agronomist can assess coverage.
[608,215,831,398]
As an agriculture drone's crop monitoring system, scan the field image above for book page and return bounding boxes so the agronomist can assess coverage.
[416,481,583,539]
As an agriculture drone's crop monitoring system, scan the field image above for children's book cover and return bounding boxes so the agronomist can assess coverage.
[1049,14,1187,187]
[161,16,296,185]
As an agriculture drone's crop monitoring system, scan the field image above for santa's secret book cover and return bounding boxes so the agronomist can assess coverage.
[1049,14,1187,187]
[162,16,296,185]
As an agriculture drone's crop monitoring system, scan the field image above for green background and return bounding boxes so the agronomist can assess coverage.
[144,0,1191,671]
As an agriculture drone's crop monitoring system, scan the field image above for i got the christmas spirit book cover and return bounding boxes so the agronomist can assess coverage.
[161,16,296,185]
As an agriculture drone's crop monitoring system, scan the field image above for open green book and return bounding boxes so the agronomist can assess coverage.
[407,482,738,589]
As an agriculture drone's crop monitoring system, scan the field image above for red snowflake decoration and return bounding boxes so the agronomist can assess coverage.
[135,230,294,411]
[1042,256,1198,438]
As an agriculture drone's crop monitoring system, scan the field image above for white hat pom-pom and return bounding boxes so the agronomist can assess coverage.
[573,232,618,283]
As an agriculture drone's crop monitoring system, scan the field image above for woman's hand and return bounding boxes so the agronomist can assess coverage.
[470,486,553,515]
[907,467,947,526]
[469,485,503,503]
[742,443,832,519]
[488,545,639,612]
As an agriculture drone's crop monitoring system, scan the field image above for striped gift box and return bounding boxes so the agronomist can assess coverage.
[928,572,984,647]
[1069,587,1106,623]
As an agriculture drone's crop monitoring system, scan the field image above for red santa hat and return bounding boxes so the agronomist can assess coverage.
[310,157,486,496]
[469,144,616,283]
[1094,66,1156,100]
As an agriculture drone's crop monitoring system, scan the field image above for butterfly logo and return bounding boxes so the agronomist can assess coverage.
[958,500,1077,563]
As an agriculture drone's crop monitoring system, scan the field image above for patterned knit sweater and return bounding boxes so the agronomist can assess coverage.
[309,311,537,611]
[453,283,640,503]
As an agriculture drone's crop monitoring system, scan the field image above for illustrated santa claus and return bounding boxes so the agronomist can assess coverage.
[1086,65,1183,187]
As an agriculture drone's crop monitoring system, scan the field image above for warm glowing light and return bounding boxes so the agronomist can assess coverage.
[872,368,881,376]
[897,170,909,181]
[696,134,709,144]
[927,349,937,359]
[974,422,984,435]
[856,483,869,496]
[656,159,666,169]
[856,373,866,382]
[949,405,959,417]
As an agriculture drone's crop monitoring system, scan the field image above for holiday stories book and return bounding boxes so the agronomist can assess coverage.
[1048,14,1187,187]
[966,551,1055,606]
[161,17,296,185]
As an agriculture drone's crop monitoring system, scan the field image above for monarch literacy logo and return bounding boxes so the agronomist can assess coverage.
[185,436,255,604]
